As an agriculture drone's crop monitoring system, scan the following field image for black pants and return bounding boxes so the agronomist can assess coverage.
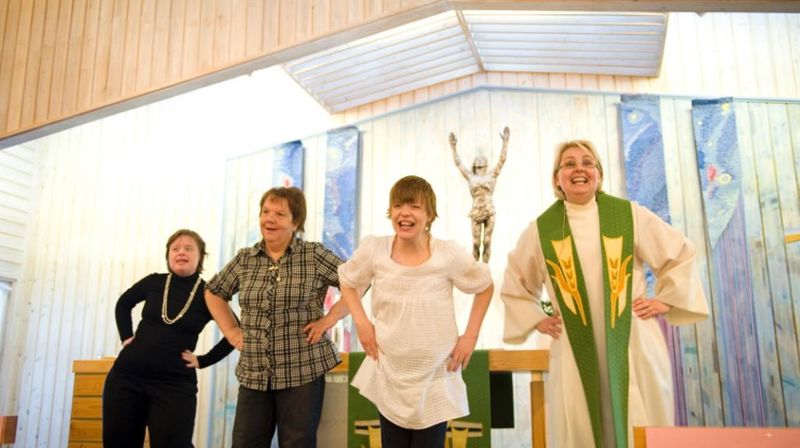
[102,368,197,448]
[232,376,325,448]
[379,413,448,448]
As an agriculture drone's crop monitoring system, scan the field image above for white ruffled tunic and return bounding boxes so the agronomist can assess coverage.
[339,235,492,429]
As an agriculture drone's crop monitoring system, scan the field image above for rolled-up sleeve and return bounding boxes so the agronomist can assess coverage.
[207,249,244,301]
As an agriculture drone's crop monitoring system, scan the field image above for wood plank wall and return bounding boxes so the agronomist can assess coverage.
[0,0,438,144]
[1,1,799,146]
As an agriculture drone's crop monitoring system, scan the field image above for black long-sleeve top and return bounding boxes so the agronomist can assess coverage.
[114,272,234,381]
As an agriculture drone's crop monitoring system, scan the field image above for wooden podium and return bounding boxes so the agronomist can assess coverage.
[70,349,549,447]
[69,358,115,446]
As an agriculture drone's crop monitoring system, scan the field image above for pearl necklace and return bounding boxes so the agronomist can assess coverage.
[161,273,203,325]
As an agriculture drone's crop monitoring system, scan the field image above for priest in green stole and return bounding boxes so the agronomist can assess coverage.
[500,140,709,447]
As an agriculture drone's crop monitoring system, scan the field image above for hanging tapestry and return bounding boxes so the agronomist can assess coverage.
[323,127,360,352]
[691,97,766,426]
[273,140,305,189]
[619,94,686,424]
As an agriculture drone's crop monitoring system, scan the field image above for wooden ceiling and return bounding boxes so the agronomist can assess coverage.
[1,0,798,149]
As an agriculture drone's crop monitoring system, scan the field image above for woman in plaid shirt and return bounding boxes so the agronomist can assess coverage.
[205,187,349,448]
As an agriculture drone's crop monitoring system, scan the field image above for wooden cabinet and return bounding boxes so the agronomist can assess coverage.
[69,359,114,447]
[0,415,17,444]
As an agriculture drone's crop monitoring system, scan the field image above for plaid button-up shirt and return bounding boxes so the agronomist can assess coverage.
[207,238,343,390]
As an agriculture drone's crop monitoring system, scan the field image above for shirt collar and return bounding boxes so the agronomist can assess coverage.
[249,234,301,257]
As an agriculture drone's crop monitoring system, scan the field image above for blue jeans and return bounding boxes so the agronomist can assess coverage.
[232,376,325,448]
[379,413,447,448]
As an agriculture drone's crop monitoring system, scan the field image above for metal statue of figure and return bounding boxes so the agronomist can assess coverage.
[449,127,509,262]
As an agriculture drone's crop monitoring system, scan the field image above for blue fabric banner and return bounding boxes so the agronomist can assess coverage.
[619,94,686,424]
[273,140,305,189]
[323,127,360,260]
[691,98,766,426]
[322,127,360,353]
[619,94,670,222]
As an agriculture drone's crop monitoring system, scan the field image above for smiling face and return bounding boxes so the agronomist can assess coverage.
[386,176,438,243]
[259,196,298,251]
[391,199,431,243]
[554,145,602,205]
[168,235,201,277]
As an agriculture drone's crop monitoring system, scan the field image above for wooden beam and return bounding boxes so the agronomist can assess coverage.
[449,1,800,13]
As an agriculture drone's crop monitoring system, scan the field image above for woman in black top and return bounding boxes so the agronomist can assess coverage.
[103,229,235,448]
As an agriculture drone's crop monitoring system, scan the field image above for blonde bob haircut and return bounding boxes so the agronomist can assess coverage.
[551,139,605,200]
[386,175,439,231]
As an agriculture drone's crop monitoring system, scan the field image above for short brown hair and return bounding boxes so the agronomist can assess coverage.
[259,187,307,233]
[165,229,208,273]
[551,140,605,200]
[386,175,438,231]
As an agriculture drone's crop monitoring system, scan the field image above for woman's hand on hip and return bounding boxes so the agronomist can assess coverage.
[535,313,562,339]
[182,350,199,368]
[303,315,334,344]
[224,327,244,351]
[633,297,671,319]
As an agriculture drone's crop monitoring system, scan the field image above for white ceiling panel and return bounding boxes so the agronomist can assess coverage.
[283,9,668,112]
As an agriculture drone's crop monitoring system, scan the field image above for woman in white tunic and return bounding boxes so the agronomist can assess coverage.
[339,175,494,448]
[501,140,708,448]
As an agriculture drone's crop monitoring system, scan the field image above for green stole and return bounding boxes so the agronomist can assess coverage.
[537,193,634,448]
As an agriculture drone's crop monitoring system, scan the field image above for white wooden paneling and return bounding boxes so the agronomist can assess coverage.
[0,145,35,282]
[0,68,335,447]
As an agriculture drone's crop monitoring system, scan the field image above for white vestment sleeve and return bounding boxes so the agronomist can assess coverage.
[501,221,550,344]
[633,203,709,325]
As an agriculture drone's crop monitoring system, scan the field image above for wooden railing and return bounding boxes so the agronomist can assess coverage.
[327,349,550,447]
[71,349,549,447]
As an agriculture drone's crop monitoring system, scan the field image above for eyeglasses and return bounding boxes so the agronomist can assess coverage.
[559,159,597,170]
